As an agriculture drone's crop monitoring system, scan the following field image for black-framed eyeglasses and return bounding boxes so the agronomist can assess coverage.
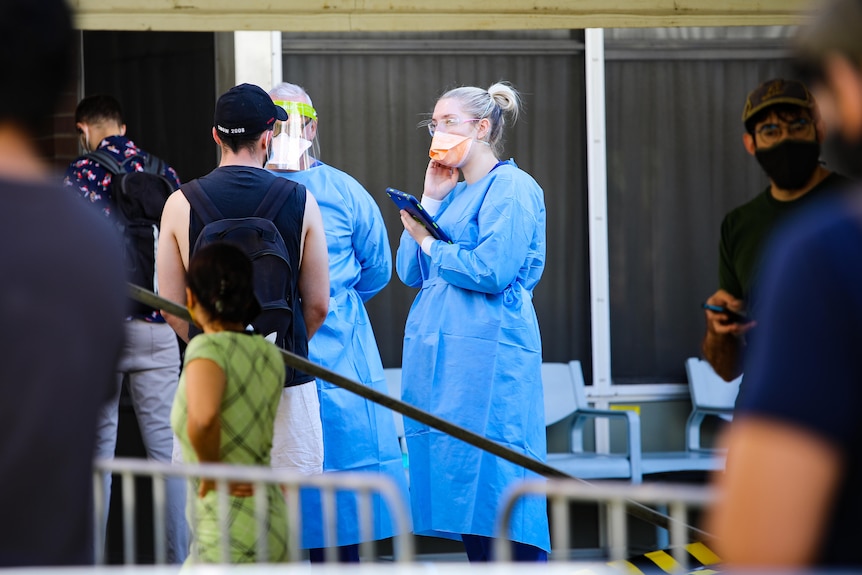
[755,118,813,146]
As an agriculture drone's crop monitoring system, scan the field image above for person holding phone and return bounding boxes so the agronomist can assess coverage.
[701,78,851,400]
[395,81,549,562]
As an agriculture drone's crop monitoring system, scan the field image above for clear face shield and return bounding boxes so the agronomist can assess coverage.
[267,100,318,171]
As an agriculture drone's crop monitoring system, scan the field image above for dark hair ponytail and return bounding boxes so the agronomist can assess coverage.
[186,242,261,325]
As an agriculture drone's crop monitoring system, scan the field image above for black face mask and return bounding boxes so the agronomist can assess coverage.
[754,139,821,191]
[821,132,862,181]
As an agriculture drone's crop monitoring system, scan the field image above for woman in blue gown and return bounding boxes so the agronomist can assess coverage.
[395,81,550,561]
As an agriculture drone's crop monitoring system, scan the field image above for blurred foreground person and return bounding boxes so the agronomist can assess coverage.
[0,0,126,566]
[707,0,862,567]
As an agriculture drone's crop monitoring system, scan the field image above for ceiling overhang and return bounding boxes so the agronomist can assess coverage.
[72,1,813,32]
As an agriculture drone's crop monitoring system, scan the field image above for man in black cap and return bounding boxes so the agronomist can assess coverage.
[0,0,127,566]
[158,83,329,477]
[701,78,850,396]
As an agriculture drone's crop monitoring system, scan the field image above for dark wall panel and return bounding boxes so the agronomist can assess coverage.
[281,41,590,370]
[81,31,801,385]
[605,57,795,382]
[82,31,217,184]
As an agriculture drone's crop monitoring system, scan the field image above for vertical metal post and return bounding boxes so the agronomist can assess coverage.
[271,31,283,88]
[254,481,269,562]
[322,488,337,562]
[358,489,374,561]
[670,501,690,570]
[586,30,615,554]
[585,28,613,453]
[188,480,198,563]
[93,472,105,565]
[495,500,515,562]
[121,472,137,565]
[285,485,301,562]
[234,31,281,89]
[607,498,628,562]
[151,474,167,564]
[217,479,230,564]
[551,494,569,561]
[381,484,414,563]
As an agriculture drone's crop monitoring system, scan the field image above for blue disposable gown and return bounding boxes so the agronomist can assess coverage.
[272,163,411,547]
[396,160,550,551]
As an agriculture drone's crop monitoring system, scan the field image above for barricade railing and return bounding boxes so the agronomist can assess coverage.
[94,457,414,565]
[128,284,707,541]
[495,479,715,566]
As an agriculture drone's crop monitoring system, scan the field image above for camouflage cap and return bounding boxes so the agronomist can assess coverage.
[742,79,814,123]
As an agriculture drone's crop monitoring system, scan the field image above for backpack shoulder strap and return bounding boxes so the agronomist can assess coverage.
[141,153,167,176]
[84,149,124,176]
[254,177,296,220]
[182,179,224,226]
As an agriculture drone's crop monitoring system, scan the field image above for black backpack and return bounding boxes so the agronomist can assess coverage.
[182,178,298,372]
[85,149,176,317]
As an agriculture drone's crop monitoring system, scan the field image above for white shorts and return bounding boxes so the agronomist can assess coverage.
[270,381,324,475]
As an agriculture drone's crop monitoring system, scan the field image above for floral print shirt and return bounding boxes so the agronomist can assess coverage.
[63,135,181,218]
[63,135,181,321]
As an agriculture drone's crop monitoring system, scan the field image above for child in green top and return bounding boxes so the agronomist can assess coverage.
[171,242,288,563]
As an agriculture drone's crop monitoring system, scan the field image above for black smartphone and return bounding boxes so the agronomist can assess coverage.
[702,302,748,324]
[385,187,452,243]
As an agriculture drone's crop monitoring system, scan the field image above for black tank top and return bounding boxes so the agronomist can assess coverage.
[188,165,313,386]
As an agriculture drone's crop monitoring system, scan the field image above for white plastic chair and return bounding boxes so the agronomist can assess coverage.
[684,357,740,452]
[556,361,725,480]
[543,361,643,483]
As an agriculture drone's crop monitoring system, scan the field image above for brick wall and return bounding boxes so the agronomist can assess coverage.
[37,32,81,174]
[35,87,80,174]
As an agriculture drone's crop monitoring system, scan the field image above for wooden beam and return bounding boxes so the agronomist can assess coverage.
[71,0,815,31]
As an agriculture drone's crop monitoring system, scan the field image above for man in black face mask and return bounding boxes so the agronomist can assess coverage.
[701,78,851,400]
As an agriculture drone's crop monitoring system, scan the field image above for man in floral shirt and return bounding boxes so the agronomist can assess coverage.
[63,95,188,563]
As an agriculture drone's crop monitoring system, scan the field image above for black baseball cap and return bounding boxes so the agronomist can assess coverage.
[741,79,814,123]
[214,83,288,137]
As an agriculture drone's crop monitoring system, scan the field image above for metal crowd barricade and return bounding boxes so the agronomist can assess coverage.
[495,479,715,566]
[128,284,708,543]
[94,457,414,565]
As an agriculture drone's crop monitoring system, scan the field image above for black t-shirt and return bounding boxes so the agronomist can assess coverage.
[722,173,853,409]
[719,172,852,316]
[0,176,126,566]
